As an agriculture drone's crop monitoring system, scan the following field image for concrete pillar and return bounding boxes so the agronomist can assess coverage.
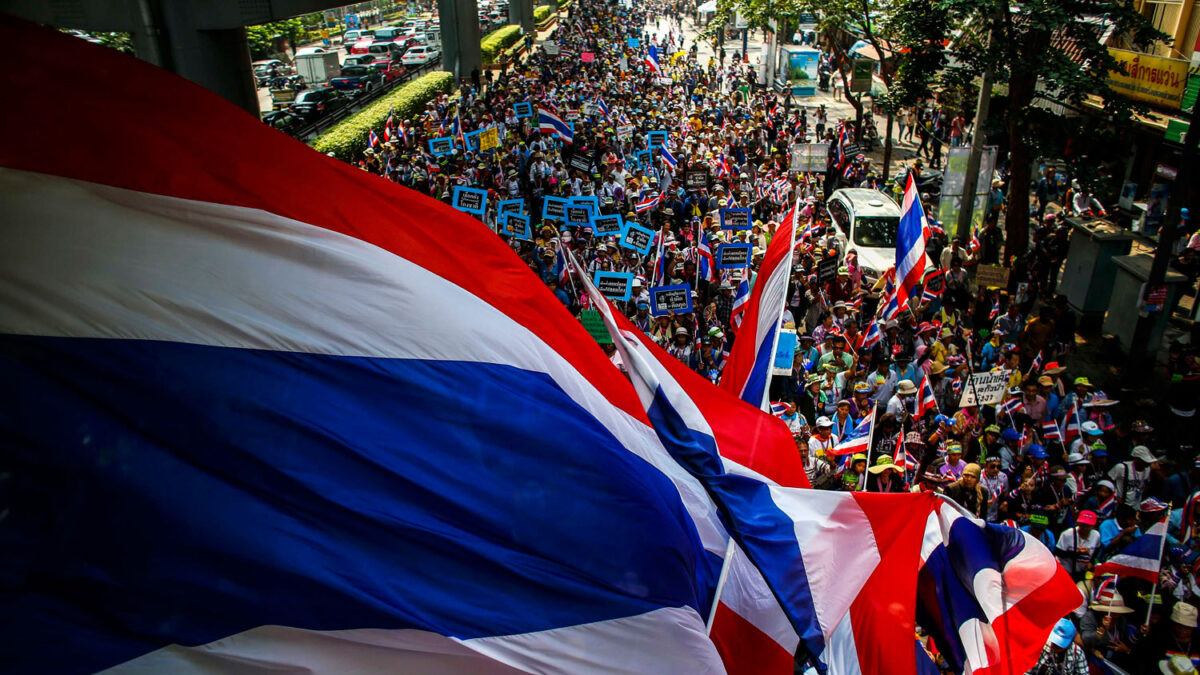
[438,0,481,84]
[509,0,534,33]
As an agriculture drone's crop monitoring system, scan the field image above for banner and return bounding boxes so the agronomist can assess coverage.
[790,143,829,173]
[936,146,996,237]
[478,126,500,152]
[1108,49,1189,109]
[772,329,798,375]
[958,370,1012,407]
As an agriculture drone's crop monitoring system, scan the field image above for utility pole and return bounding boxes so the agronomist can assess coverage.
[1126,80,1199,373]
[956,11,999,239]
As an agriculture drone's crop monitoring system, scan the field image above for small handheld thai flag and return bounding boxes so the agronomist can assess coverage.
[989,300,1001,321]
[830,407,874,456]
[596,96,610,119]
[697,230,715,283]
[538,107,574,143]
[1041,419,1062,442]
[861,320,882,351]
[918,375,939,416]
[1030,351,1044,373]
[368,129,381,148]
[729,278,751,332]
[1095,520,1168,582]
[725,193,736,209]
[1001,397,1024,417]
[1062,400,1082,443]
[384,113,394,142]
[770,401,789,417]
[660,145,678,169]
[634,192,660,213]
[645,44,662,73]
[397,120,407,145]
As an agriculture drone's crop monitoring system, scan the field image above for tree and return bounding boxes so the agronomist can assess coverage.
[246,18,307,61]
[943,0,1165,257]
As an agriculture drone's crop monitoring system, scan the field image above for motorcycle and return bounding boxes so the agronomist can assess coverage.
[895,165,943,197]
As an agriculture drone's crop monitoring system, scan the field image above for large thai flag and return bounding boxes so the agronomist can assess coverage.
[918,498,1083,675]
[1095,520,1168,582]
[896,175,928,310]
[645,44,662,73]
[720,204,799,409]
[861,319,883,351]
[697,230,716,283]
[577,270,970,675]
[0,19,732,674]
[661,144,679,169]
[538,106,574,143]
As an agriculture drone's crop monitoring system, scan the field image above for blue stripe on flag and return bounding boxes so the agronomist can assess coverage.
[738,322,779,406]
[0,335,721,674]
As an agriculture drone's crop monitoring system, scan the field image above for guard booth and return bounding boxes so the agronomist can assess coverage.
[1056,218,1134,328]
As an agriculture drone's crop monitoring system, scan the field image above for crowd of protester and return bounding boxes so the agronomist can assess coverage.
[343,0,1200,671]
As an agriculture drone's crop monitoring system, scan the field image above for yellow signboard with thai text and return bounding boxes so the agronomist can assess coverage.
[1108,48,1189,109]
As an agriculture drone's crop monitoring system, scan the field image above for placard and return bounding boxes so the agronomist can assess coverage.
[620,222,656,254]
[617,125,634,141]
[790,143,829,173]
[582,102,600,116]
[648,284,693,316]
[594,271,635,301]
[817,255,839,284]
[637,149,653,167]
[592,213,624,235]
[716,243,752,269]
[542,196,568,221]
[451,186,487,215]
[498,199,526,216]
[499,212,531,240]
[463,128,482,152]
[772,329,798,375]
[566,205,592,226]
[957,370,1012,407]
[627,38,640,48]
[580,308,613,344]
[719,208,751,230]
[647,131,669,149]
[581,52,595,62]
[568,153,594,173]
[565,110,580,122]
[478,126,500,151]
[685,168,709,190]
[569,195,600,216]
[975,264,1010,289]
[657,76,673,86]
[513,102,533,118]
[429,136,454,156]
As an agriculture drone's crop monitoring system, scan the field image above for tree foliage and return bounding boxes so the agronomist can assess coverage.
[246,18,308,60]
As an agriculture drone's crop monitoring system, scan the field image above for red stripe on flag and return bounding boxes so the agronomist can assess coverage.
[710,603,795,675]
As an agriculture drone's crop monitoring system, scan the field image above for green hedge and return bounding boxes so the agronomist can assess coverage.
[480,25,523,65]
[534,5,554,22]
[311,71,453,160]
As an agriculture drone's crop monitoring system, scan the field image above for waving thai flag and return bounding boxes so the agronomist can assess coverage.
[893,433,919,472]
[720,204,799,409]
[918,374,939,416]
[697,229,716,283]
[537,106,574,143]
[635,192,661,213]
[0,20,751,675]
[1041,419,1063,442]
[384,111,394,141]
[596,96,610,119]
[1096,519,1168,582]
[918,498,1082,675]
[368,129,381,148]
[896,175,928,311]
[1061,399,1082,443]
[725,192,737,209]
[1001,396,1024,417]
[730,277,751,332]
[661,144,679,169]
[645,44,662,73]
[861,319,883,351]
[829,405,875,456]
[988,300,1001,321]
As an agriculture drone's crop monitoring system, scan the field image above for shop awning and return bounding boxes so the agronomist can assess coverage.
[697,0,718,13]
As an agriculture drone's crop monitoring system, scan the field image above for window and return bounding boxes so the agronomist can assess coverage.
[828,200,850,233]
[852,216,899,248]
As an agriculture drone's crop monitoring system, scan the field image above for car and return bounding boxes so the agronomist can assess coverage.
[401,45,440,66]
[349,37,375,54]
[367,42,405,63]
[825,188,908,281]
[369,61,408,83]
[261,110,305,135]
[288,86,347,121]
[294,46,329,56]
[371,27,407,43]
[343,54,375,67]
[330,65,383,95]
[252,59,287,87]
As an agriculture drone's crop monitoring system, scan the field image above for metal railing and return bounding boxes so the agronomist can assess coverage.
[291,57,443,142]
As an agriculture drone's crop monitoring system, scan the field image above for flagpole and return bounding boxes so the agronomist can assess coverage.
[757,198,801,411]
[859,400,879,492]
[706,538,737,634]
[1144,503,1171,626]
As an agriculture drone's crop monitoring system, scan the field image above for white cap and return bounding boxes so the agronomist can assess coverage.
[815,416,833,428]
[1132,445,1161,464]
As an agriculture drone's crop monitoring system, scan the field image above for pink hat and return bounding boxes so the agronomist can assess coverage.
[1077,510,1098,526]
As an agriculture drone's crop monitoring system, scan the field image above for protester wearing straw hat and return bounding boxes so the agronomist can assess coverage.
[1080,586,1135,657]
[866,456,905,493]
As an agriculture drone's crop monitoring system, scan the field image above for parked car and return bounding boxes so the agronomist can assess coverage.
[401,45,440,66]
[330,65,383,95]
[288,86,347,121]
[825,188,931,281]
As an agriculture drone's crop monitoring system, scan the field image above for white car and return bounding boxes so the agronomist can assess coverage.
[294,46,329,56]
[401,45,441,66]
[825,188,922,282]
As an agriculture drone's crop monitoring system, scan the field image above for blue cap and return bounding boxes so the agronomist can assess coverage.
[1001,428,1022,442]
[1092,447,1108,457]
[1027,444,1047,458]
[636,302,649,310]
[1049,618,1076,648]
[935,415,953,426]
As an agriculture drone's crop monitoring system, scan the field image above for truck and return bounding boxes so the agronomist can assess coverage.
[293,51,341,86]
